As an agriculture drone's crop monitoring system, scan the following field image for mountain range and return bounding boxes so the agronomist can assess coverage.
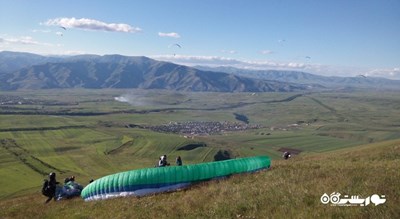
[1,51,399,92]
[194,66,400,90]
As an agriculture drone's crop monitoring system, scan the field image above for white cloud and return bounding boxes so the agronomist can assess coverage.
[260,50,273,55]
[0,36,53,46]
[31,29,52,33]
[43,17,142,33]
[221,50,236,54]
[278,39,286,43]
[158,32,181,38]
[151,54,400,80]
[152,55,239,66]
[152,54,307,70]
[62,50,87,55]
[365,68,400,80]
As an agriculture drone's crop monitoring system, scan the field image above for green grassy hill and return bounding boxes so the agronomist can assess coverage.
[1,139,398,218]
[1,89,399,218]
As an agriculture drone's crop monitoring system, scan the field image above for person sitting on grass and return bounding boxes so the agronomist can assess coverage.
[158,155,170,167]
[56,176,83,200]
[283,151,291,160]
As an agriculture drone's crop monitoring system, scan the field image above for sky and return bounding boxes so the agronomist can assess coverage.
[0,0,399,79]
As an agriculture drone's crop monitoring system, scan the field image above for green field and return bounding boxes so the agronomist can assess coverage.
[0,89,399,200]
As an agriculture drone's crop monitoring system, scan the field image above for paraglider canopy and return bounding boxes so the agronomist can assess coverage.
[169,43,181,48]
[169,44,182,56]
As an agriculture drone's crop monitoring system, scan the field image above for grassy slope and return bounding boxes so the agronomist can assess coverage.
[0,139,399,219]
[1,90,400,200]
[1,89,399,217]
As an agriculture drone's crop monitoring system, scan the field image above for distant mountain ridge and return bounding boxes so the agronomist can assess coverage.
[1,51,399,92]
[0,51,311,92]
[194,66,400,90]
[0,51,61,73]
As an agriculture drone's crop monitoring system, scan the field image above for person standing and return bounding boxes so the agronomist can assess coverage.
[44,172,59,203]
[176,156,182,166]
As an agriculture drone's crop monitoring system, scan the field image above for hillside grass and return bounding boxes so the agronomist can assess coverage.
[1,89,400,200]
[1,139,399,218]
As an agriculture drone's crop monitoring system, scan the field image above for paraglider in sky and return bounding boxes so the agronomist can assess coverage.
[169,43,181,48]
[169,43,182,56]
[81,156,271,201]
[305,56,311,59]
[57,26,66,37]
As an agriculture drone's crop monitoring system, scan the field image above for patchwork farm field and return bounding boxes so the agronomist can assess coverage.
[0,89,399,199]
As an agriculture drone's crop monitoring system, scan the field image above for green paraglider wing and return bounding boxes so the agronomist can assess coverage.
[81,156,270,201]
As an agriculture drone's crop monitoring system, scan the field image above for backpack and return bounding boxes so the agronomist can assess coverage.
[41,179,51,197]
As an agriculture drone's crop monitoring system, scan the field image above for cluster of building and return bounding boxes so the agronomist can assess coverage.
[0,95,76,106]
[0,95,28,105]
[146,121,262,135]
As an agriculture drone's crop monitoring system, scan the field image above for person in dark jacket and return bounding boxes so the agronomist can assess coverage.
[44,172,59,203]
[176,156,182,166]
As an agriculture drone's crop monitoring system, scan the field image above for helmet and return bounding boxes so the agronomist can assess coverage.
[49,172,56,177]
